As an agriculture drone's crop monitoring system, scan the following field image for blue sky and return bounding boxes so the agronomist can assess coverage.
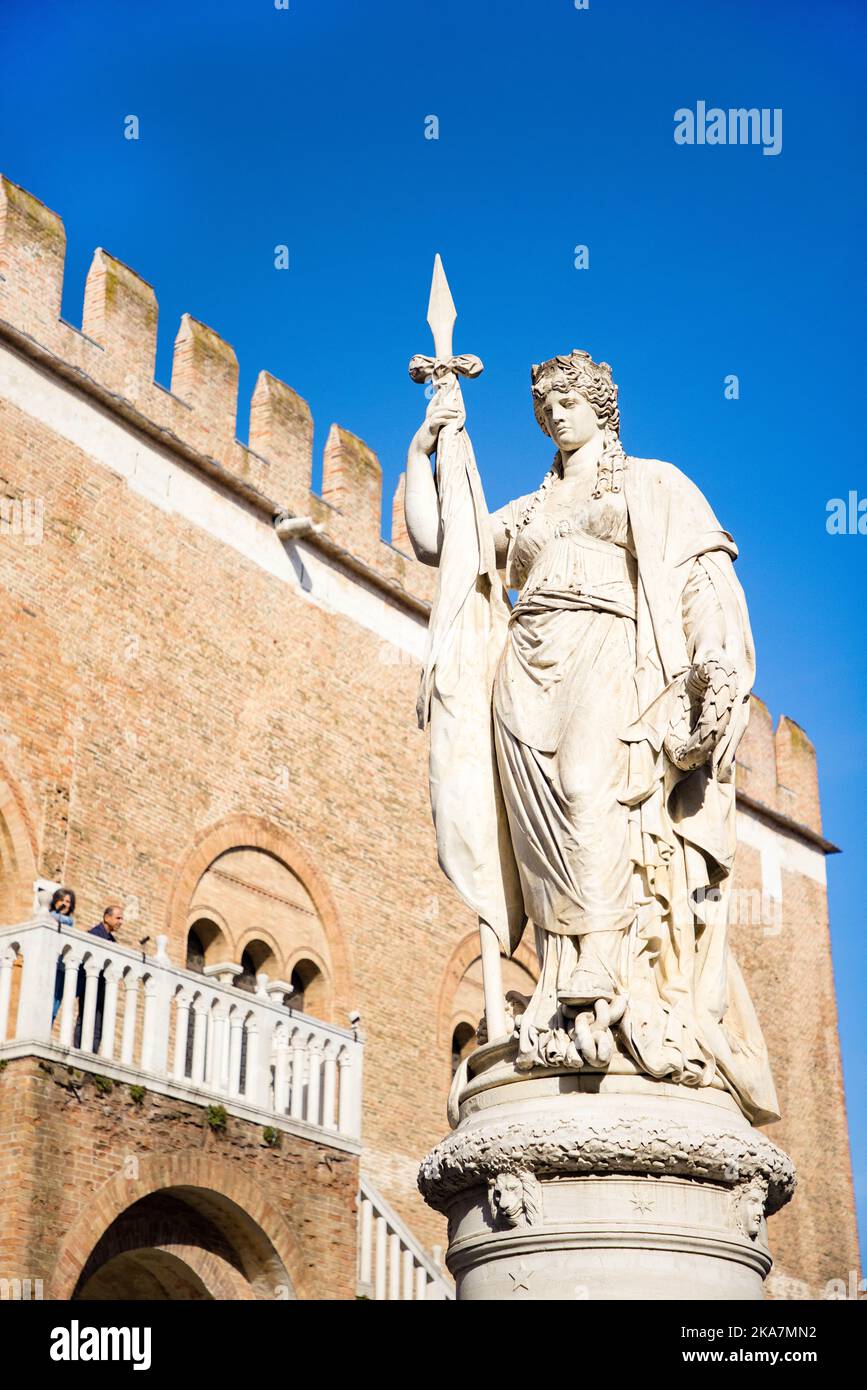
[2,0,865,1252]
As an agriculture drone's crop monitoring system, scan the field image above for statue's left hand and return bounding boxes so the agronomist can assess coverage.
[666,651,739,771]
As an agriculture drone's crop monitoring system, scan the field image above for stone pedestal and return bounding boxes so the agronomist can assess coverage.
[419,1041,796,1301]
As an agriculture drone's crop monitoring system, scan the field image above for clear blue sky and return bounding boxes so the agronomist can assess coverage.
[2,0,864,1254]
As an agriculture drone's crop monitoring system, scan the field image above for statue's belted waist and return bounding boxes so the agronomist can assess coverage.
[513,529,638,620]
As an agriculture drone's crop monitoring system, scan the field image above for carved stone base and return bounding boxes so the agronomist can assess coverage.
[419,1046,795,1301]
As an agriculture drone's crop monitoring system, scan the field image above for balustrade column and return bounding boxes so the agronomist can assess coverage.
[190,1001,208,1086]
[173,992,191,1080]
[79,961,102,1053]
[415,1265,428,1300]
[58,954,83,1049]
[359,1196,373,1290]
[305,1040,322,1126]
[209,1006,229,1093]
[337,1049,354,1135]
[244,1020,261,1105]
[120,974,140,1065]
[99,965,121,1061]
[273,1032,290,1114]
[141,973,170,1076]
[374,1215,388,1301]
[289,1035,306,1120]
[228,1011,244,1095]
[0,947,16,1043]
[402,1248,414,1301]
[388,1232,401,1300]
[321,1044,337,1130]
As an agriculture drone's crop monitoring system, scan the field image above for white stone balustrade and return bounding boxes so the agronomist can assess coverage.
[0,916,363,1148]
[356,1178,452,1301]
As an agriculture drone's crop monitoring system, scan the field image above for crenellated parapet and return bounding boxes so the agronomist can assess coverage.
[0,174,435,608]
[738,698,826,840]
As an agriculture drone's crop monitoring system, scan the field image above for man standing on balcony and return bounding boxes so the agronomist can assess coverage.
[90,904,123,942]
[78,904,124,1049]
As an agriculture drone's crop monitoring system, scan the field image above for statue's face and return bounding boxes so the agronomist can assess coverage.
[744,1188,765,1238]
[540,383,601,454]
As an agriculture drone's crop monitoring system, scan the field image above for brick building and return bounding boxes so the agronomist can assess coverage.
[0,173,859,1300]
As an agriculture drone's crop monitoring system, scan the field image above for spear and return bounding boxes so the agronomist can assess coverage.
[408,256,513,1045]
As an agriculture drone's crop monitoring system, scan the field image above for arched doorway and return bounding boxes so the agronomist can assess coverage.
[75,1248,214,1301]
[70,1187,296,1301]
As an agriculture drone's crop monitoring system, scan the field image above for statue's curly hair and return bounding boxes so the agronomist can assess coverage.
[531,350,620,438]
[522,351,625,520]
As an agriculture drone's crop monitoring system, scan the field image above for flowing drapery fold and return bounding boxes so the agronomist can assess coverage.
[418,404,525,954]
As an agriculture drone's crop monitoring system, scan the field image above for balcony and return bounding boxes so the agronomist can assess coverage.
[0,915,363,1150]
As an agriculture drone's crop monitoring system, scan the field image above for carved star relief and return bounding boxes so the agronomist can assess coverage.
[631,1191,655,1216]
[509,1261,535,1295]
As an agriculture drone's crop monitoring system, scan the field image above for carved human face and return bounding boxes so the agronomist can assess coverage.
[743,1187,765,1239]
[541,382,601,454]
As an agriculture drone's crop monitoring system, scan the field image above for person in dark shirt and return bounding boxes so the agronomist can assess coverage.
[84,905,125,1049]
[90,904,123,942]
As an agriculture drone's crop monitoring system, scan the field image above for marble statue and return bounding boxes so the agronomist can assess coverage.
[406,257,794,1300]
[405,258,777,1127]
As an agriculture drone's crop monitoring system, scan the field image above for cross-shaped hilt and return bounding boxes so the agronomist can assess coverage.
[408,254,483,389]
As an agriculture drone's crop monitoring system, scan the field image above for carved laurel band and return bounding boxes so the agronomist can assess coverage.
[419,1115,796,1216]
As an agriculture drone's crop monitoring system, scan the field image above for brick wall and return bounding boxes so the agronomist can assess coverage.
[0,1056,357,1299]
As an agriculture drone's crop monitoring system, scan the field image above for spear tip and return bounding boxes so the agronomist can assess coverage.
[427,254,456,359]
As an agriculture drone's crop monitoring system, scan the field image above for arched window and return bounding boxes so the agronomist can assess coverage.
[285,958,324,1015]
[237,949,257,993]
[451,1022,476,1075]
[186,929,205,975]
[235,939,276,994]
[186,918,225,974]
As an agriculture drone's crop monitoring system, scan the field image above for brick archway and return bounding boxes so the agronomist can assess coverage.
[51,1153,309,1301]
[74,1238,250,1302]
[163,814,354,1019]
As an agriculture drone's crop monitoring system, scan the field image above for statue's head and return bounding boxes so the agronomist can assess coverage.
[531,350,620,450]
[528,349,624,499]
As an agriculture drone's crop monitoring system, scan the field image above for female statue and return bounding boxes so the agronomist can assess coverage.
[405,345,778,1125]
